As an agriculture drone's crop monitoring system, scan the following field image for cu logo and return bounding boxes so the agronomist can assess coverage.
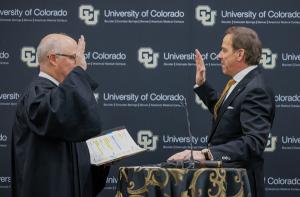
[137,130,158,151]
[138,47,159,69]
[21,47,38,68]
[195,5,217,26]
[79,5,100,25]
[260,48,277,69]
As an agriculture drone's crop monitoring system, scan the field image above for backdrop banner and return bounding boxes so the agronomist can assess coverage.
[1,0,300,196]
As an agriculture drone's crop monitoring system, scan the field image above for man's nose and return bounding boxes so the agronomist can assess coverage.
[217,51,222,59]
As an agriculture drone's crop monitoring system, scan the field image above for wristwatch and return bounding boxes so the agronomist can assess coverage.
[201,148,214,160]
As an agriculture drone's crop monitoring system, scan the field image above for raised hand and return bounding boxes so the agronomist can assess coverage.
[195,49,206,86]
[76,35,87,70]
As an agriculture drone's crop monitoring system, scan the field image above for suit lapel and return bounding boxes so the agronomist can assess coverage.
[208,67,261,142]
[218,86,244,119]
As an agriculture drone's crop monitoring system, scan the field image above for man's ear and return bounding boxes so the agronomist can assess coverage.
[47,54,58,66]
[237,49,245,61]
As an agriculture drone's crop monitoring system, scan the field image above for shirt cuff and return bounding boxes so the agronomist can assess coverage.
[193,84,200,89]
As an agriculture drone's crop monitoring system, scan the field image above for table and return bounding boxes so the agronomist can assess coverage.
[115,166,251,197]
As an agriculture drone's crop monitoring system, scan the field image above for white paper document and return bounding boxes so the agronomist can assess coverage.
[86,127,146,165]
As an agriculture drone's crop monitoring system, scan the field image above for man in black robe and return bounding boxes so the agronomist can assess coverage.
[11,33,110,197]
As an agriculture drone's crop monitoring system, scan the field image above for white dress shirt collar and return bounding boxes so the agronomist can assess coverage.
[224,65,257,100]
[233,65,257,83]
[38,72,59,86]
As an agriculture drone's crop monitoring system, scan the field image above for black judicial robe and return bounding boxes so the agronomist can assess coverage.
[11,67,109,197]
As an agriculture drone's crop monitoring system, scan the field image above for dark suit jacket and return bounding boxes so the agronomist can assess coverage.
[194,67,275,197]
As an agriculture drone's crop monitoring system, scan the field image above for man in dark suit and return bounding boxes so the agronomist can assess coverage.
[11,33,110,197]
[168,26,275,197]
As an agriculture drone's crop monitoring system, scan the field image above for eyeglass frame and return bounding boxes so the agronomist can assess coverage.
[54,53,77,61]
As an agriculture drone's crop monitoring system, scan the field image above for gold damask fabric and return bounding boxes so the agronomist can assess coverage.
[115,167,251,197]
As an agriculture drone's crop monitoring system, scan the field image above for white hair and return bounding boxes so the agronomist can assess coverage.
[36,33,66,64]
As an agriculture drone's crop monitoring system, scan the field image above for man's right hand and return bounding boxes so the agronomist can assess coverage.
[76,35,87,70]
[195,49,206,86]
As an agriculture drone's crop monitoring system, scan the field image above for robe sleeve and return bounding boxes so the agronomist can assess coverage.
[25,66,102,142]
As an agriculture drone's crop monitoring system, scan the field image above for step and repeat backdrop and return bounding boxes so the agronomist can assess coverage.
[1,0,300,196]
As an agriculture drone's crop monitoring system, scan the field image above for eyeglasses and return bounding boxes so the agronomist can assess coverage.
[55,53,76,61]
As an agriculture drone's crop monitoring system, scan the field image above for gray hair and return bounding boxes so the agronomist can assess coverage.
[36,33,67,64]
[225,26,262,65]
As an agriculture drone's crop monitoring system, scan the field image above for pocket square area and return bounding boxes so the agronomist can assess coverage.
[227,106,234,109]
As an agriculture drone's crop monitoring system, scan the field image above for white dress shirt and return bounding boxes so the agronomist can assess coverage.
[225,65,257,100]
[39,72,59,86]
